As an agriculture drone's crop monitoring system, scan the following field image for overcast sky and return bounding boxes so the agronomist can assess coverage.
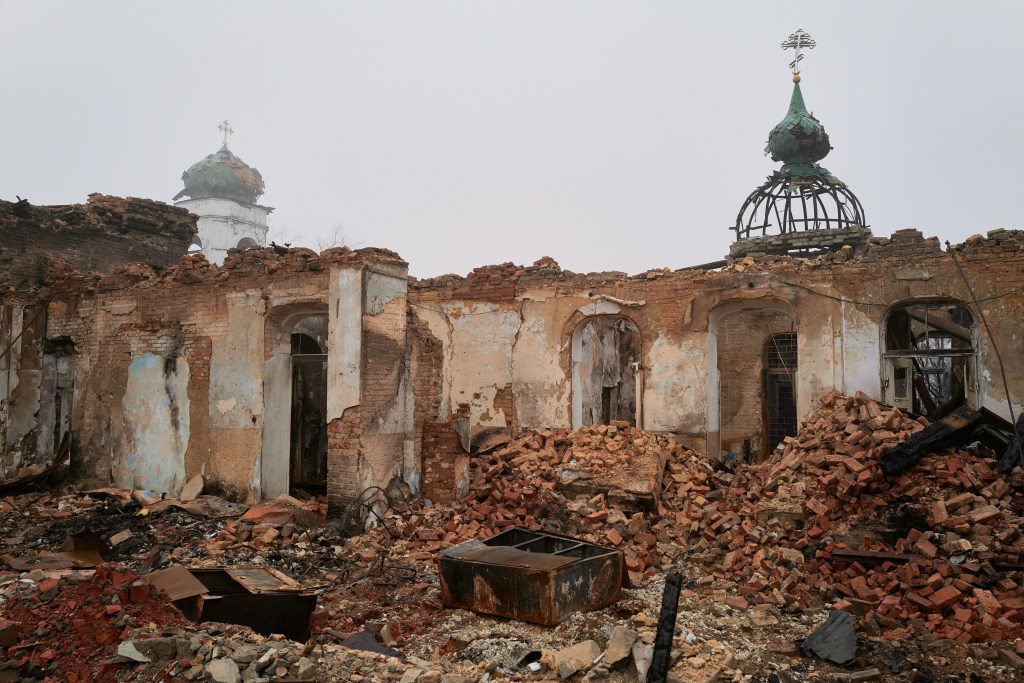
[2,2,1021,278]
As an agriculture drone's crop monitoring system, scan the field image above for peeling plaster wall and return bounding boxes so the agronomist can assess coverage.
[645,333,705,436]
[114,352,189,492]
[0,305,45,477]
[512,297,570,430]
[354,266,413,495]
[835,300,880,398]
[321,260,416,515]
[328,267,362,421]
[208,291,265,498]
[410,230,1024,465]
[418,302,521,426]
[979,310,1024,423]
[15,222,1023,500]
[32,245,408,506]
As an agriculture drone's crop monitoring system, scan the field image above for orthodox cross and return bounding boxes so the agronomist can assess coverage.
[218,119,234,147]
[781,29,816,79]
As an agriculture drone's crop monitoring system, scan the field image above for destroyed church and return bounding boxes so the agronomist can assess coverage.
[1,56,1022,521]
[6,29,1024,683]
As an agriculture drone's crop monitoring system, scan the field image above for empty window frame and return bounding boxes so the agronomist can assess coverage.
[883,300,976,417]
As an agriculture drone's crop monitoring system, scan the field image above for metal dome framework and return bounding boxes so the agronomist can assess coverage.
[734,171,866,242]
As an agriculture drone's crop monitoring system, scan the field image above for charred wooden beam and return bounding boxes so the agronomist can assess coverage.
[905,311,973,342]
[997,413,1024,474]
[647,572,682,683]
[879,406,983,476]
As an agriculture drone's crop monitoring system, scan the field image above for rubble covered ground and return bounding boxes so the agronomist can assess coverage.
[4,393,1024,681]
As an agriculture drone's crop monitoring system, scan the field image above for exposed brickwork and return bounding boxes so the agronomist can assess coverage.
[326,267,410,514]
[420,420,463,504]
[0,194,196,299]
[492,384,518,435]
[6,202,1024,513]
[451,262,522,302]
[410,229,1024,453]
[718,310,795,458]
[36,242,405,496]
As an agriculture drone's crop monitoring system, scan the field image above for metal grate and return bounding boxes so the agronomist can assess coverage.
[763,333,798,453]
[764,333,798,371]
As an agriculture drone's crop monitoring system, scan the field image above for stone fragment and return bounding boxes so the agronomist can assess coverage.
[0,618,18,648]
[109,529,134,545]
[117,640,152,663]
[604,626,639,666]
[230,645,260,664]
[632,642,654,682]
[400,668,424,683]
[180,473,205,502]
[292,657,317,679]
[205,658,242,683]
[553,640,601,679]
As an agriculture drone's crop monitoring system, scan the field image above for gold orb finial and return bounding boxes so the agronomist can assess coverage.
[793,73,801,83]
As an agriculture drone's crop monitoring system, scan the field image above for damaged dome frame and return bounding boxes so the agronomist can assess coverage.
[734,171,866,242]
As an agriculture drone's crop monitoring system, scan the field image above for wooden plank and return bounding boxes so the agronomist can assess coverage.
[905,311,973,342]
[830,548,922,564]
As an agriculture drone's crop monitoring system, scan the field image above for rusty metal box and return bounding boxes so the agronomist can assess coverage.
[437,527,623,625]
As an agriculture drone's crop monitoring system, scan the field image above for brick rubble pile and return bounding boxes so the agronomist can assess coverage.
[675,390,1024,645]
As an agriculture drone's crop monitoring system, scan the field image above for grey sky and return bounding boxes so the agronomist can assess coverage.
[2,1,1021,278]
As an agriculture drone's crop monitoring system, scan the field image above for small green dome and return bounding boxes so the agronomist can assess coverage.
[765,83,832,175]
[174,146,265,204]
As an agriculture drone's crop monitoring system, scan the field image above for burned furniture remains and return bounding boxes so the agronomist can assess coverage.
[437,527,623,625]
[143,565,318,641]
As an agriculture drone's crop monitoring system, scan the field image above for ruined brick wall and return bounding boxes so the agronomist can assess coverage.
[0,194,196,297]
[324,264,413,515]
[35,245,407,502]
[409,229,1024,460]
[12,204,1024,501]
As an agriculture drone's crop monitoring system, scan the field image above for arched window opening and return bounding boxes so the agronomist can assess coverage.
[762,333,798,455]
[290,332,323,354]
[188,236,203,254]
[572,316,641,428]
[237,236,259,250]
[883,301,976,418]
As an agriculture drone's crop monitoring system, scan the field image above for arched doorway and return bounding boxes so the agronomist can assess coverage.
[262,305,330,498]
[188,235,203,254]
[708,300,797,461]
[290,317,328,491]
[237,237,259,250]
[571,316,641,428]
[883,299,976,418]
